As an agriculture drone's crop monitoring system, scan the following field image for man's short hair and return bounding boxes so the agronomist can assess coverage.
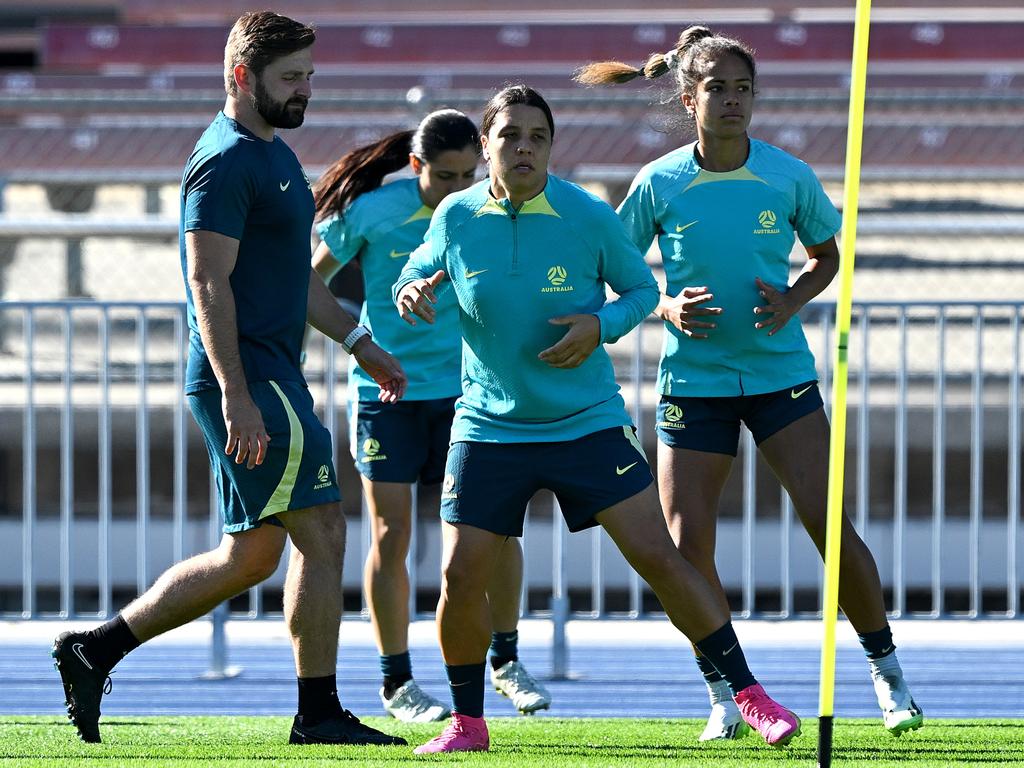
[223,11,316,96]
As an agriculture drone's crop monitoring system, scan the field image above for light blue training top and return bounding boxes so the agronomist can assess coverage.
[618,138,842,397]
[316,177,461,402]
[394,174,659,443]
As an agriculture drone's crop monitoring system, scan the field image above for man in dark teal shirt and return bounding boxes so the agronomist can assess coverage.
[52,11,406,748]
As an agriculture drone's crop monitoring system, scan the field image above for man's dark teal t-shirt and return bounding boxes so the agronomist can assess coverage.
[179,112,315,394]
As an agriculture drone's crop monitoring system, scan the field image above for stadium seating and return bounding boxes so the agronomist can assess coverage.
[3,69,1019,93]
[0,121,1020,180]
[39,21,1024,70]
[0,13,1017,183]
[0,8,1020,223]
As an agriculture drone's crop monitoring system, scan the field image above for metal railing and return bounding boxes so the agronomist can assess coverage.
[1,300,1021,638]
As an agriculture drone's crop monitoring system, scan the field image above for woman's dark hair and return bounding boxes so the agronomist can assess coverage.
[573,25,757,125]
[480,84,555,139]
[313,108,480,221]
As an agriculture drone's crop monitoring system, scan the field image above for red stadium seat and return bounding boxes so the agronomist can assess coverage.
[40,21,1024,70]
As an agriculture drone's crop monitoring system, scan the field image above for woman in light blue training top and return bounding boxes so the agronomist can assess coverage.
[577,25,922,742]
[395,84,800,755]
[311,110,547,724]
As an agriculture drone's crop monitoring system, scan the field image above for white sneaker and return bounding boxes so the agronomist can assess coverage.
[698,680,749,742]
[490,660,551,714]
[869,655,924,735]
[380,680,450,723]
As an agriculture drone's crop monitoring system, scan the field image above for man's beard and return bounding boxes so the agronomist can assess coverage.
[251,79,307,129]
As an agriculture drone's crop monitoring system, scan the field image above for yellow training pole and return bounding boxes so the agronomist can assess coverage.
[817,1,872,766]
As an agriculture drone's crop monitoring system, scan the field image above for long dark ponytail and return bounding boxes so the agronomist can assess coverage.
[313,130,413,222]
[313,109,480,222]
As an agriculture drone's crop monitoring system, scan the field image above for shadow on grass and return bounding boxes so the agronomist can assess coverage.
[0,720,155,728]
[502,742,819,761]
[836,747,1022,761]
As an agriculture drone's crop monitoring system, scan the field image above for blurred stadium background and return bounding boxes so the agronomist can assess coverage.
[0,0,1021,631]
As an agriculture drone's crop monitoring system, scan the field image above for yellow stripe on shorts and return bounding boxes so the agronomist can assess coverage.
[623,425,648,461]
[259,381,305,520]
[348,398,360,461]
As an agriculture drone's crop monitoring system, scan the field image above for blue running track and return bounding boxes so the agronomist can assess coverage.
[5,619,1022,721]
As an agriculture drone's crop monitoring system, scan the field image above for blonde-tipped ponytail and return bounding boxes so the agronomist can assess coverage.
[574,45,683,86]
[573,24,756,97]
[573,60,646,86]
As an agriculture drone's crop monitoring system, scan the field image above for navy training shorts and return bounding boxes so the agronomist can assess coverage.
[189,380,341,533]
[655,380,824,456]
[349,396,458,484]
[440,426,654,537]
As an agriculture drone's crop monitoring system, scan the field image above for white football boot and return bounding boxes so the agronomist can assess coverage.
[380,680,451,723]
[698,679,749,741]
[869,654,924,735]
[490,660,551,714]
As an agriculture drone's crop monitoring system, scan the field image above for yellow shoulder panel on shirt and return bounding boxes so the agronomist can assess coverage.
[683,166,767,193]
[402,204,434,225]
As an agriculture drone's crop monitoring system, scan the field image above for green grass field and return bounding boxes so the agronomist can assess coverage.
[2,716,1022,767]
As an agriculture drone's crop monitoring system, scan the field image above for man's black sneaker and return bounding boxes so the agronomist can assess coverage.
[289,709,407,745]
[52,631,111,743]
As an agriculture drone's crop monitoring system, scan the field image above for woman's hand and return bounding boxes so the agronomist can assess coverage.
[538,314,601,368]
[657,287,722,339]
[753,276,801,336]
[396,270,445,325]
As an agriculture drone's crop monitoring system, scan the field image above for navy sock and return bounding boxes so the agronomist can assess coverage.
[857,624,896,660]
[489,630,519,670]
[695,652,725,684]
[446,662,486,718]
[296,674,342,724]
[85,614,140,673]
[694,623,756,695]
[381,651,413,698]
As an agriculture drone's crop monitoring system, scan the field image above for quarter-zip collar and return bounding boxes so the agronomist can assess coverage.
[476,178,559,218]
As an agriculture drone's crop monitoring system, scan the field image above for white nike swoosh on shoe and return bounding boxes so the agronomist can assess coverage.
[71,642,94,670]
